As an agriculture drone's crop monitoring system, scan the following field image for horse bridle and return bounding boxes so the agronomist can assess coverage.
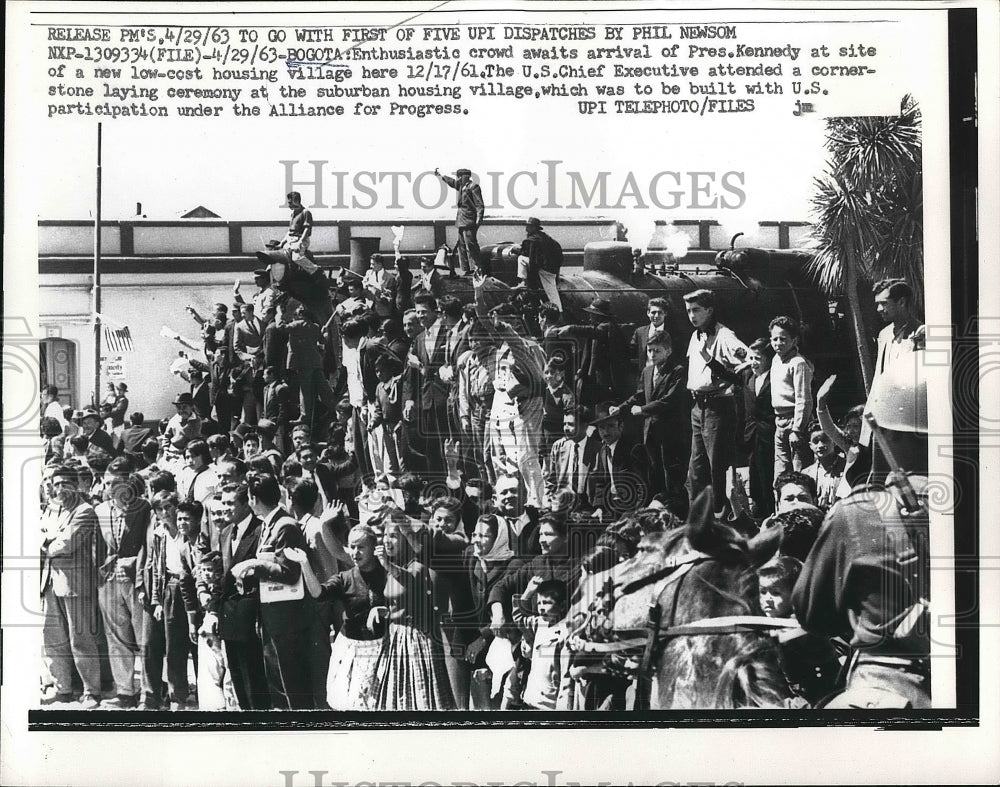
[569,548,801,654]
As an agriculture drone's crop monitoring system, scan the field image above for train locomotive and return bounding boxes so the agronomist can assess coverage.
[254,237,865,411]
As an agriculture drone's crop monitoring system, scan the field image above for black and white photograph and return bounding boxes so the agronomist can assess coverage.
[3,1,998,785]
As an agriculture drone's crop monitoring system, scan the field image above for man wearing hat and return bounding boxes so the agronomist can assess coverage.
[794,348,931,708]
[551,297,630,406]
[436,167,484,275]
[513,217,563,309]
[585,402,649,519]
[79,406,117,458]
[164,392,203,452]
[40,464,104,707]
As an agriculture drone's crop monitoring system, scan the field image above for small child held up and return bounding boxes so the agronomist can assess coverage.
[758,556,842,706]
[512,578,569,711]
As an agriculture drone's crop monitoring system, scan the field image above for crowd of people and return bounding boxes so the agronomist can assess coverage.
[39,203,929,711]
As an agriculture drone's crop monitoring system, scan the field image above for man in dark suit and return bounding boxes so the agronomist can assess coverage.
[262,365,296,455]
[276,305,337,436]
[233,303,266,366]
[436,167,485,275]
[614,332,690,517]
[41,464,104,707]
[739,338,776,519]
[203,484,270,710]
[403,293,451,471]
[231,473,315,709]
[586,402,649,521]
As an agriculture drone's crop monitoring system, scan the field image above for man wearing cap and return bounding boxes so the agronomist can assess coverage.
[551,297,630,406]
[513,217,563,309]
[794,348,931,708]
[234,269,277,325]
[164,392,203,453]
[79,406,117,458]
[436,167,484,275]
[41,464,104,707]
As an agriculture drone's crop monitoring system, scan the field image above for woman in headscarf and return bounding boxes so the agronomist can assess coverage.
[284,523,387,710]
[463,513,517,709]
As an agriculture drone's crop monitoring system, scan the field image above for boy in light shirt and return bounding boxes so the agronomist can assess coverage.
[768,316,814,477]
[513,579,569,711]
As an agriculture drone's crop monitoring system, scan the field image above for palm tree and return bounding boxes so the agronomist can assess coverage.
[806,95,923,393]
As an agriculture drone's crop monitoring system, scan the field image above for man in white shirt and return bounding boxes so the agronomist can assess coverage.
[683,289,748,516]
[42,385,67,433]
[873,278,923,383]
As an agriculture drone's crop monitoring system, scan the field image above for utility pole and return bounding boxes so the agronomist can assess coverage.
[93,123,102,406]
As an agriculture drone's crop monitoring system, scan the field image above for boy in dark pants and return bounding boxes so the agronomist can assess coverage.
[612,332,691,517]
[145,492,200,710]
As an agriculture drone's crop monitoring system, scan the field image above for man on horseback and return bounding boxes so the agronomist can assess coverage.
[793,347,931,708]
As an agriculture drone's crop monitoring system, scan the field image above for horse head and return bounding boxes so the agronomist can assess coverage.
[569,488,793,709]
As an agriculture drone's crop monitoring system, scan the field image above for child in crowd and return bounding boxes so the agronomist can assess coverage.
[801,427,845,510]
[513,578,569,711]
[541,358,575,459]
[370,353,406,480]
[768,316,814,476]
[757,556,842,706]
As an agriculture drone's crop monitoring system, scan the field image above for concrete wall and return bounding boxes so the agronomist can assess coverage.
[39,271,267,420]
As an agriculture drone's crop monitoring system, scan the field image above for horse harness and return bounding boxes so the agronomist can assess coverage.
[568,549,800,710]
